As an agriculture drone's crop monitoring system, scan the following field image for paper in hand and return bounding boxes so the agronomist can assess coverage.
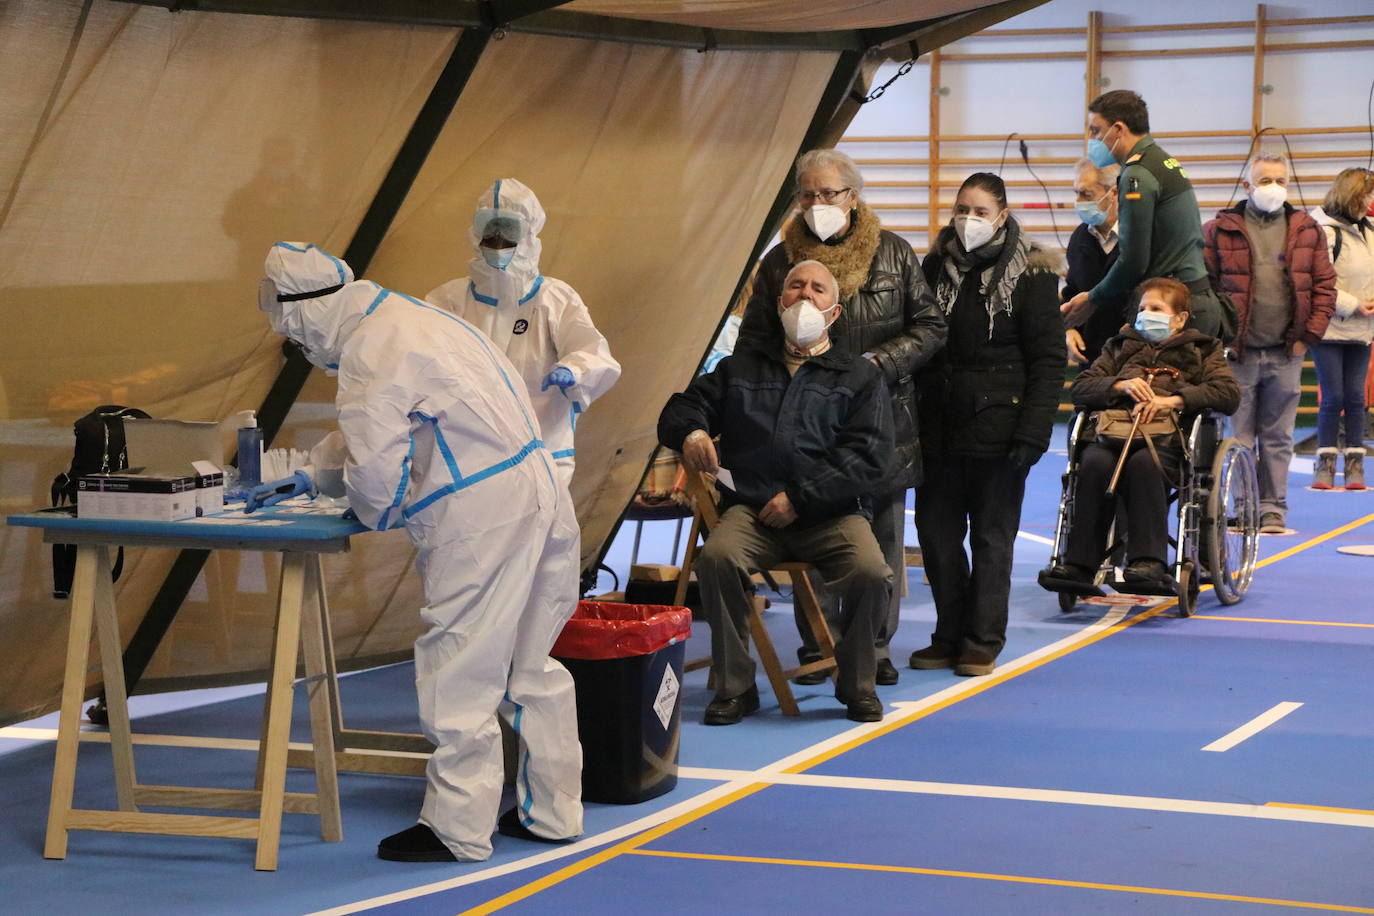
[714,467,736,491]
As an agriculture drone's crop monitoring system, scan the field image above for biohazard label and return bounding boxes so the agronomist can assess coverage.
[653,663,680,731]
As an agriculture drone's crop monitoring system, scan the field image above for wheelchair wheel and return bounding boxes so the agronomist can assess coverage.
[1176,559,1199,617]
[1059,591,1078,614]
[1206,438,1260,605]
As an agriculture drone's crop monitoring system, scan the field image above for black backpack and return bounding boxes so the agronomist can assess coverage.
[50,405,151,598]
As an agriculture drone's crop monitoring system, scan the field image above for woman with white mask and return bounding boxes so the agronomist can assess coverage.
[911,172,1065,677]
[428,179,621,491]
[737,148,946,687]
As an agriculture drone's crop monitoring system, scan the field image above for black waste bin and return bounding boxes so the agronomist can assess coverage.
[552,601,692,804]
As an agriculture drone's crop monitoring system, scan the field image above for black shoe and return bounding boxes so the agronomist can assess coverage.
[378,823,457,862]
[792,666,828,686]
[846,695,884,722]
[704,685,760,725]
[497,807,573,844]
[1037,564,1104,597]
[1118,559,1176,595]
[875,658,900,686]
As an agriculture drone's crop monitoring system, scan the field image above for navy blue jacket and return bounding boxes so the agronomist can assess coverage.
[658,340,895,523]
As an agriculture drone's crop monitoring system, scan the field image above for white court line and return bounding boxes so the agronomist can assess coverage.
[1202,701,1304,752]
[304,604,1133,916]
[1016,530,1055,545]
[675,767,1374,829]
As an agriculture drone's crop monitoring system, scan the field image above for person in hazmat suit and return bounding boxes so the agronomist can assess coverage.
[427,179,621,488]
[253,241,583,862]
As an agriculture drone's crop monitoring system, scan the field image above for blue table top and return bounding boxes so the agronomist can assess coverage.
[7,499,370,543]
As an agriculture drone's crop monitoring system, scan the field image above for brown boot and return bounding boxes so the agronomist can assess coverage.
[1345,448,1367,490]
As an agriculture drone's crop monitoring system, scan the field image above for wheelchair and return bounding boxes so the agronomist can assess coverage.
[1044,410,1260,616]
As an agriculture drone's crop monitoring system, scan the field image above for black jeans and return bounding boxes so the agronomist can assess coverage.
[915,454,1030,659]
[1064,441,1181,571]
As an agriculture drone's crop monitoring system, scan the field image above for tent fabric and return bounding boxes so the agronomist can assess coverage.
[565,1,978,32]
[0,0,839,724]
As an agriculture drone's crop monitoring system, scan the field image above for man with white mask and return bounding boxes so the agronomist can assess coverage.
[255,242,583,863]
[427,179,620,489]
[658,260,896,725]
[1202,153,1336,533]
[737,148,944,688]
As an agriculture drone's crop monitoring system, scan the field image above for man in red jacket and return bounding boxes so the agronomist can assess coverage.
[1203,153,1336,533]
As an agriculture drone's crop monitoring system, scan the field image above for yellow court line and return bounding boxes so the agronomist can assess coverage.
[465,510,1374,913]
[624,849,1374,914]
[1268,802,1374,816]
[1202,616,1374,629]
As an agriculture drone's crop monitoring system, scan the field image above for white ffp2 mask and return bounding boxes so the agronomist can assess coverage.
[804,205,848,241]
[780,298,837,347]
[953,215,997,251]
[1248,183,1287,214]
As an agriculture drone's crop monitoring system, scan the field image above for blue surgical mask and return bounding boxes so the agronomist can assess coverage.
[1086,138,1116,169]
[1075,195,1109,227]
[480,246,515,269]
[1134,310,1174,342]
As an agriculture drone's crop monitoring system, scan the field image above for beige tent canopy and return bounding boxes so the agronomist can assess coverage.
[0,0,1041,725]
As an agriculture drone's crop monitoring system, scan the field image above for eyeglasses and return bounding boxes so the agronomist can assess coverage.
[795,187,852,205]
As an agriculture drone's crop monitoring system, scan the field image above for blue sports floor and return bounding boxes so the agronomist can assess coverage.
[4,430,1373,914]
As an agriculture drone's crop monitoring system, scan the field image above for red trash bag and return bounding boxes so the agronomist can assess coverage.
[552,601,692,661]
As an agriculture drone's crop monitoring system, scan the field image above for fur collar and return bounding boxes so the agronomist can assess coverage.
[782,200,884,301]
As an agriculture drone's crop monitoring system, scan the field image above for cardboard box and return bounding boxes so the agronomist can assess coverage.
[77,473,199,521]
[122,418,226,517]
[630,563,680,583]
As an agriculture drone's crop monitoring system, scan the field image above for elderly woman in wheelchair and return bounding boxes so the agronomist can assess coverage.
[1039,278,1255,613]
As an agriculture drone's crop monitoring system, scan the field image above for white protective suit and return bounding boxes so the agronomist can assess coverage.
[260,242,583,861]
[427,179,621,487]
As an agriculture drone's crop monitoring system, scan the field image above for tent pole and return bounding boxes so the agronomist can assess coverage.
[96,27,494,720]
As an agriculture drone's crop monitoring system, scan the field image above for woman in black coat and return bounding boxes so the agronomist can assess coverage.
[738,148,946,683]
[911,172,1066,677]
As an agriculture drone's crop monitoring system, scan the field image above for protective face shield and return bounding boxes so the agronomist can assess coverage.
[780,298,839,347]
[473,210,526,246]
[1134,309,1175,342]
[480,246,517,269]
[1248,182,1288,213]
[261,242,355,373]
[953,214,998,251]
[1075,194,1110,227]
[803,204,849,241]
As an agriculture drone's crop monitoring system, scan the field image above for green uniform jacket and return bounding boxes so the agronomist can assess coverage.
[1088,136,1210,305]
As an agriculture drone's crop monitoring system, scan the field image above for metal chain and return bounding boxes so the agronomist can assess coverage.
[856,59,914,104]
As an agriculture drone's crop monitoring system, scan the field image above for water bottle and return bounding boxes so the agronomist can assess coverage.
[237,410,263,489]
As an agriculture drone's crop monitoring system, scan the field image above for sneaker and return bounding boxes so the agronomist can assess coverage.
[378,823,458,862]
[908,644,957,670]
[703,684,760,725]
[1037,563,1105,597]
[955,649,997,677]
[846,695,884,722]
[875,658,900,686]
[1259,512,1286,534]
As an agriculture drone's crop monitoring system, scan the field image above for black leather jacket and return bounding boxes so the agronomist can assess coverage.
[738,229,946,489]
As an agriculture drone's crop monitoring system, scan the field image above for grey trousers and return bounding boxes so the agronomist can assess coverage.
[1230,346,1304,518]
[796,490,905,663]
[695,505,892,703]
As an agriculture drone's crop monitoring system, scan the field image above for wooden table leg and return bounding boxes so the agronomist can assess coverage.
[91,546,139,812]
[45,545,101,858]
[253,552,306,871]
[299,555,342,842]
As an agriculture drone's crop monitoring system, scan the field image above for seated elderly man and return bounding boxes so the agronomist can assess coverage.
[658,260,895,724]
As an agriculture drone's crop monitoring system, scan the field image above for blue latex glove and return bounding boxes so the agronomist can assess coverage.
[540,366,575,392]
[244,469,314,513]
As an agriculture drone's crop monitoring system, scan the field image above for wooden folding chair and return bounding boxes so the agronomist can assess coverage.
[673,470,837,716]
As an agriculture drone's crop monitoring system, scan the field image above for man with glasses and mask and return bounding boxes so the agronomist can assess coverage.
[428,178,620,488]
[660,260,896,725]
[1061,90,1231,342]
[1063,158,1123,365]
[737,148,945,688]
